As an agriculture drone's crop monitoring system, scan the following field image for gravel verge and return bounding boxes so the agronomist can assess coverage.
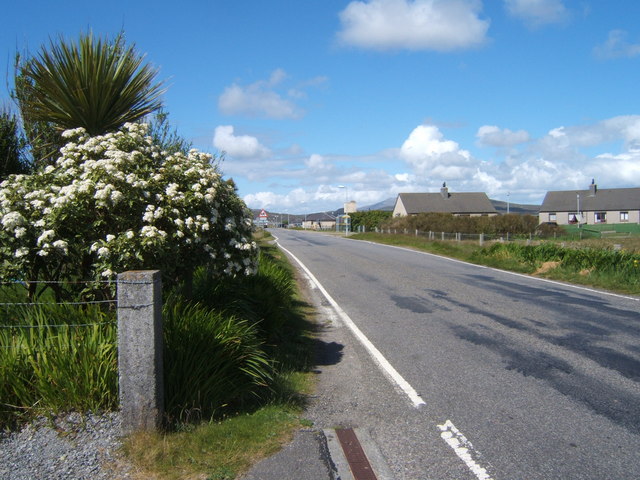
[0,412,134,480]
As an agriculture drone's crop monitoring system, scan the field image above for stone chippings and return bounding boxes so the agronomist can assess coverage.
[0,412,134,480]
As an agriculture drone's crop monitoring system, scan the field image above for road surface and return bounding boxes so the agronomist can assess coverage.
[273,228,640,480]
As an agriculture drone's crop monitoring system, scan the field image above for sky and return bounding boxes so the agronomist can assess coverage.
[2,0,640,214]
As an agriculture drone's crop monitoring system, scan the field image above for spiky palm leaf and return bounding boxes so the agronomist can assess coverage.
[18,32,164,136]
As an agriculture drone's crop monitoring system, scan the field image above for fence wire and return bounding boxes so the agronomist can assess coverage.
[0,277,151,350]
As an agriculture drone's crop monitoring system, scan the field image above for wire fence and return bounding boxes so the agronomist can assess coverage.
[373,227,536,245]
[0,276,153,349]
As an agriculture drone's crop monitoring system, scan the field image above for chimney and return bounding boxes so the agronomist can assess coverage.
[440,182,449,198]
[589,178,597,196]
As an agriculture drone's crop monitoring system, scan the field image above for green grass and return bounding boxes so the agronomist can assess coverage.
[351,232,640,295]
[123,230,318,479]
[124,405,304,480]
[0,299,118,429]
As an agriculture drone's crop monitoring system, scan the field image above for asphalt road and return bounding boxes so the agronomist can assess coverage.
[272,228,640,480]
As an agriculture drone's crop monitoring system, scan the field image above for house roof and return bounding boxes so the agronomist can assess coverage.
[540,187,640,212]
[396,192,497,215]
[305,212,336,222]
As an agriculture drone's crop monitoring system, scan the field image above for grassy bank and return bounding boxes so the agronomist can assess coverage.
[0,229,319,479]
[350,232,640,295]
[123,231,319,479]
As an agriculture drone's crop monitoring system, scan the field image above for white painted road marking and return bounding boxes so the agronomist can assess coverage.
[275,233,499,479]
[275,237,427,408]
[438,420,494,480]
[363,240,640,302]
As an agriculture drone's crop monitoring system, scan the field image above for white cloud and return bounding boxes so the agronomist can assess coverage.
[213,125,270,158]
[337,0,489,51]
[400,125,474,180]
[237,116,640,212]
[504,0,568,28]
[218,69,302,119]
[477,125,530,147]
[594,30,640,59]
[304,154,335,172]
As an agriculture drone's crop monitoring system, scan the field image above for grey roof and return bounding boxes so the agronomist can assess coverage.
[540,187,640,212]
[306,212,336,221]
[396,192,497,215]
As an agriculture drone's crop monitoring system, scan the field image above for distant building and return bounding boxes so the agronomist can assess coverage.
[539,180,640,225]
[302,212,337,230]
[392,183,498,217]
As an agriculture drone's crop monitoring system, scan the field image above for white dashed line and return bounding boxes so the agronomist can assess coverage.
[438,420,494,480]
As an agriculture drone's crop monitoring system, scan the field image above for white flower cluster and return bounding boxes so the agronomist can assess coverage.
[0,123,257,282]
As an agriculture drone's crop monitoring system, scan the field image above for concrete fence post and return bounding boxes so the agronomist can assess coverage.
[479,233,484,246]
[117,270,164,432]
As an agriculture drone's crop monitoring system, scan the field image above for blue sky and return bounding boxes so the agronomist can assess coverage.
[2,0,640,213]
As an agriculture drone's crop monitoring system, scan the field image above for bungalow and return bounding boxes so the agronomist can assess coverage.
[392,183,498,217]
[539,180,640,225]
[302,212,337,230]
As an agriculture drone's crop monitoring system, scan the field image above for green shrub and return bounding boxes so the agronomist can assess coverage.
[162,298,272,425]
[0,301,117,428]
[191,251,295,341]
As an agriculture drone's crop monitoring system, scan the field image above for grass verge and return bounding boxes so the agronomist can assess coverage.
[350,232,640,295]
[123,230,318,479]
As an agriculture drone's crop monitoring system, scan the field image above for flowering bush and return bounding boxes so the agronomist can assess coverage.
[0,123,257,295]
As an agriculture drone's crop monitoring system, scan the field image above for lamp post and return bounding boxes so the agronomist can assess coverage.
[301,201,307,229]
[577,194,582,238]
[338,185,349,234]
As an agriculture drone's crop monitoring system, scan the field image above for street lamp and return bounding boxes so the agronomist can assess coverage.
[338,185,350,235]
[301,201,307,229]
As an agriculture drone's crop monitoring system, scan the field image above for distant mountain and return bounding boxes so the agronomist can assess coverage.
[250,197,540,220]
[361,197,396,211]
[361,197,539,215]
[490,199,540,215]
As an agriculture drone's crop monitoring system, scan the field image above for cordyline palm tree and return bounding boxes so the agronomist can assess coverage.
[17,32,165,137]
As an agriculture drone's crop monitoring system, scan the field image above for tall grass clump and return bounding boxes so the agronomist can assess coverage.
[0,296,117,429]
[162,298,272,425]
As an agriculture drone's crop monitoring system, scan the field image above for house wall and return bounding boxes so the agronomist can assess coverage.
[539,210,640,225]
[392,199,407,217]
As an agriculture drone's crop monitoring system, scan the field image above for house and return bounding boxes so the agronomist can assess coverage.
[539,180,640,225]
[302,212,337,230]
[392,183,498,217]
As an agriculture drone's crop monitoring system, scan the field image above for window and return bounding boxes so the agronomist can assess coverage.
[568,212,578,224]
[621,211,629,222]
[595,212,607,223]
[549,212,557,222]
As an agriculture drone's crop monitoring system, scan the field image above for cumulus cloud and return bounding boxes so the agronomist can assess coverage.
[218,69,303,119]
[504,0,568,28]
[400,125,475,180]
[594,30,640,59]
[238,116,640,212]
[213,125,270,158]
[337,0,489,51]
[477,125,530,147]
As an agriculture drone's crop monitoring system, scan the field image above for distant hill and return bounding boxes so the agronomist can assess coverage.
[250,197,540,221]
[361,197,396,211]
[360,197,539,215]
[490,200,539,215]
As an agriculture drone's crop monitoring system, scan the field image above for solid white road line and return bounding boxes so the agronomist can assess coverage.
[275,237,426,408]
[362,240,640,302]
[438,420,494,480]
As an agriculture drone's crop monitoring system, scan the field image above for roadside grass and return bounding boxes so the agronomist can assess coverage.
[123,230,319,479]
[350,232,640,295]
[124,405,303,480]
